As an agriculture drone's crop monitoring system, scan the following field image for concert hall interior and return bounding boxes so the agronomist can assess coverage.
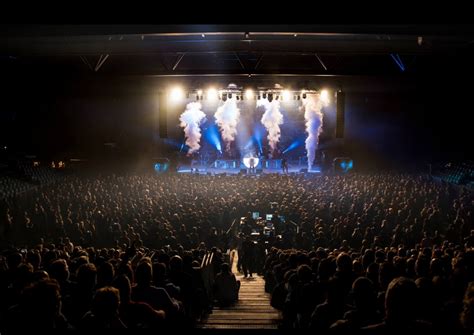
[0,24,473,333]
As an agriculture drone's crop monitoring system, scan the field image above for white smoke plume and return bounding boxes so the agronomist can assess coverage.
[303,94,325,170]
[214,98,240,152]
[179,102,206,154]
[258,99,284,153]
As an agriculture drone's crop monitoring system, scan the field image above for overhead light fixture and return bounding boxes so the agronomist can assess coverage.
[170,87,184,102]
[263,93,267,99]
[228,93,232,99]
[201,34,205,38]
[302,93,307,99]
[245,32,249,39]
[268,93,273,102]
[207,88,218,101]
[320,89,330,104]
[245,89,253,100]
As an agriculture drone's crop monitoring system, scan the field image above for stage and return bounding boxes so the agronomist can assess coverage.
[175,165,322,175]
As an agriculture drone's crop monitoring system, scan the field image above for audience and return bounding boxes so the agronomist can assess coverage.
[0,172,472,331]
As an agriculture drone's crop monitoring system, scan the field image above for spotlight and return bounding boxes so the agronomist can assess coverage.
[245,32,249,39]
[245,89,253,100]
[236,95,240,100]
[302,93,307,99]
[201,34,205,38]
[320,89,330,104]
[222,93,227,101]
[207,88,218,101]
[275,95,279,100]
[268,93,273,102]
[197,89,203,96]
[282,90,291,101]
[228,93,232,99]
[170,87,184,102]
[263,93,267,99]
[257,95,261,100]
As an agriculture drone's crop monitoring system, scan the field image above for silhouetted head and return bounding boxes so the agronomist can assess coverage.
[385,277,418,323]
[92,286,120,318]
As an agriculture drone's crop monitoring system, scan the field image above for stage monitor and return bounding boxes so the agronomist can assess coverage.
[266,214,273,221]
[252,212,260,220]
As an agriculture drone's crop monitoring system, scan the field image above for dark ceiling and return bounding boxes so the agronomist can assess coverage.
[1,24,474,89]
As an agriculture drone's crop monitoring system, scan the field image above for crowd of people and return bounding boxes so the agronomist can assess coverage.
[0,172,472,331]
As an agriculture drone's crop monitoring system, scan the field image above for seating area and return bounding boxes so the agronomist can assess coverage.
[433,161,474,187]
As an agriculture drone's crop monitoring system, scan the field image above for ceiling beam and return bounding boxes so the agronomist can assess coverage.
[315,54,328,71]
[2,24,474,37]
[94,54,109,72]
[172,53,185,71]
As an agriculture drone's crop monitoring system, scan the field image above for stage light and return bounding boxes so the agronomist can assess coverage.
[320,89,330,104]
[228,93,232,99]
[245,89,253,100]
[257,95,261,100]
[236,95,240,100]
[263,93,267,99]
[170,87,184,102]
[197,89,203,96]
[222,93,227,101]
[201,34,205,38]
[207,88,218,101]
[268,93,273,102]
[282,90,291,101]
[302,93,307,99]
[243,157,260,169]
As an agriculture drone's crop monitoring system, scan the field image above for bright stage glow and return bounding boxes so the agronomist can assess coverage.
[245,89,253,100]
[320,89,330,104]
[197,90,203,96]
[282,90,291,101]
[207,88,218,101]
[170,87,184,102]
[243,157,259,169]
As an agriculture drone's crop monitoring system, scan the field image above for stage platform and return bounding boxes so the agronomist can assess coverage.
[175,166,322,175]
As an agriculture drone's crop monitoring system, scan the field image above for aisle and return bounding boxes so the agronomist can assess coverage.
[200,250,281,329]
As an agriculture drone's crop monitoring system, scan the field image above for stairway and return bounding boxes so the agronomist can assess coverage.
[200,251,281,329]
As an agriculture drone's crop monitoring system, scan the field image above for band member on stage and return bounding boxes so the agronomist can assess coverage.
[249,157,256,174]
[281,157,289,174]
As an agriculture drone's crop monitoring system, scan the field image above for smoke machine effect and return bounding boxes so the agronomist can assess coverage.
[179,102,206,154]
[303,94,327,170]
[214,98,240,152]
[258,99,284,154]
